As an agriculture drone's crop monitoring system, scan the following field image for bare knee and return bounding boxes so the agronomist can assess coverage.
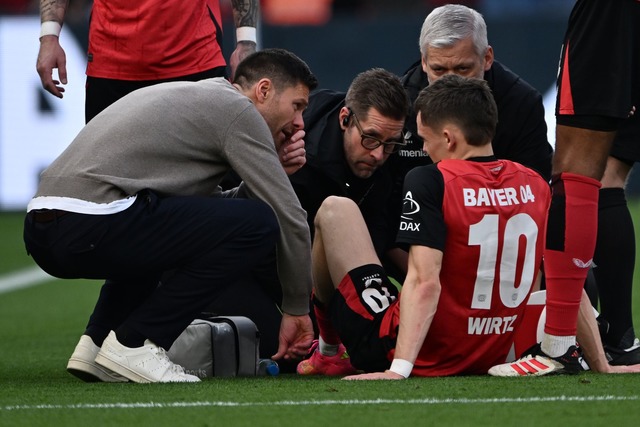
[554,125,616,179]
[314,196,358,231]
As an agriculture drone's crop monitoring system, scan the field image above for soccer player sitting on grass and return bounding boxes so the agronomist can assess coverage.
[297,74,640,378]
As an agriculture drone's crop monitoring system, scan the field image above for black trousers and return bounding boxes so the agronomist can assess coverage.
[85,67,227,123]
[23,191,279,349]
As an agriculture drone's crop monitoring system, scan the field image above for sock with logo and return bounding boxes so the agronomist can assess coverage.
[313,295,342,354]
[544,173,601,341]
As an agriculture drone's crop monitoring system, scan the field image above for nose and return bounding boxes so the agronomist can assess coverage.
[293,111,304,130]
[370,145,386,162]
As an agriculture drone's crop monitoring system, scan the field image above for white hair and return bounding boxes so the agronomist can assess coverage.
[419,4,489,58]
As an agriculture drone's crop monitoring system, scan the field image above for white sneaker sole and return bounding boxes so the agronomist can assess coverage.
[94,352,153,383]
[67,357,129,383]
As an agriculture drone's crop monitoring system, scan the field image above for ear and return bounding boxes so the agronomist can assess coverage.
[339,107,351,130]
[443,128,456,152]
[254,78,272,104]
[483,45,494,71]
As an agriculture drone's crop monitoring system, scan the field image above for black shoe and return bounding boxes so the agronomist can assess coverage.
[597,319,640,365]
[605,339,640,366]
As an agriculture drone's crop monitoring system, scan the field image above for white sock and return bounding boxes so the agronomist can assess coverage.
[318,336,339,356]
[541,334,576,358]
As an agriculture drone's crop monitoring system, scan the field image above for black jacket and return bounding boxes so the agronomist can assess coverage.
[290,89,394,256]
[394,59,553,181]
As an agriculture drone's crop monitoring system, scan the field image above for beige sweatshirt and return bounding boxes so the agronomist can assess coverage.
[33,78,312,315]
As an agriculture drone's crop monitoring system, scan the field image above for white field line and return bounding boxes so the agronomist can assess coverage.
[0,266,54,294]
[2,395,639,411]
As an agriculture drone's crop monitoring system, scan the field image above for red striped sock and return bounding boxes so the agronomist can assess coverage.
[544,172,601,336]
[314,301,341,345]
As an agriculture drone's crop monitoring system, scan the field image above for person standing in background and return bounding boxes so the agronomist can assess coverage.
[36,0,259,123]
[489,0,640,377]
[587,115,640,364]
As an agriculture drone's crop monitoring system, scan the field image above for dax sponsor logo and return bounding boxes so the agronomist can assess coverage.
[401,191,420,219]
[400,191,421,231]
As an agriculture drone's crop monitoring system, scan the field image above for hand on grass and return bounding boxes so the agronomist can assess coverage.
[272,313,314,361]
[600,363,640,374]
[342,371,405,380]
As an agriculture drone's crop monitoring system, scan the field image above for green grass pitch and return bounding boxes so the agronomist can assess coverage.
[1,208,640,426]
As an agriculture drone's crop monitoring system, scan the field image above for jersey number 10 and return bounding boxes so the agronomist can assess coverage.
[468,213,539,310]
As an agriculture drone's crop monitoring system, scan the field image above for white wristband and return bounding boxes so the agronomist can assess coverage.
[40,21,61,39]
[236,26,257,43]
[389,359,413,378]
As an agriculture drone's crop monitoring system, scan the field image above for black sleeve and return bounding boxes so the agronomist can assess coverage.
[395,164,446,251]
[489,64,553,181]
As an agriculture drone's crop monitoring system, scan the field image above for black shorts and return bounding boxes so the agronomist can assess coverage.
[611,112,640,163]
[85,66,227,123]
[328,264,399,372]
[556,0,640,124]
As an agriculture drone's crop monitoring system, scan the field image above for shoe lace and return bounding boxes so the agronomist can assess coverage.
[152,346,188,375]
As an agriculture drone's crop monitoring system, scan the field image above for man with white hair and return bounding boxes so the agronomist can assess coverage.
[385,4,553,282]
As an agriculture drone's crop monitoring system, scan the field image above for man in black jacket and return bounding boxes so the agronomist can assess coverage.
[290,68,410,256]
[384,3,553,281]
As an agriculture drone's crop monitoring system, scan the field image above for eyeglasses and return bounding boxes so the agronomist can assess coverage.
[350,112,408,154]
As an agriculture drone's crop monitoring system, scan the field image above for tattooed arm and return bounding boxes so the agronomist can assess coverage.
[36,0,69,98]
[229,0,260,80]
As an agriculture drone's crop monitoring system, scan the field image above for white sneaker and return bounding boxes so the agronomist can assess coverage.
[94,331,200,383]
[67,335,129,383]
[488,344,583,377]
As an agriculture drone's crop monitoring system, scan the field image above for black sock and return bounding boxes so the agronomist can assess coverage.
[83,326,112,348]
[114,326,147,348]
[593,187,636,348]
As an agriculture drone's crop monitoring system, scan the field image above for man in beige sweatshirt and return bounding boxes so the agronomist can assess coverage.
[24,49,317,383]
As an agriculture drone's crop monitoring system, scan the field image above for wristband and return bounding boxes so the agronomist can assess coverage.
[389,359,413,378]
[40,21,61,39]
[236,26,257,43]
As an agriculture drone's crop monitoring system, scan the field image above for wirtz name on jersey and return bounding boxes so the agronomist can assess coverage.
[463,185,535,207]
[468,315,517,335]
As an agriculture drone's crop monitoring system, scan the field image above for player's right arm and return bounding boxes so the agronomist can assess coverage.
[392,245,442,371]
[36,0,69,98]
